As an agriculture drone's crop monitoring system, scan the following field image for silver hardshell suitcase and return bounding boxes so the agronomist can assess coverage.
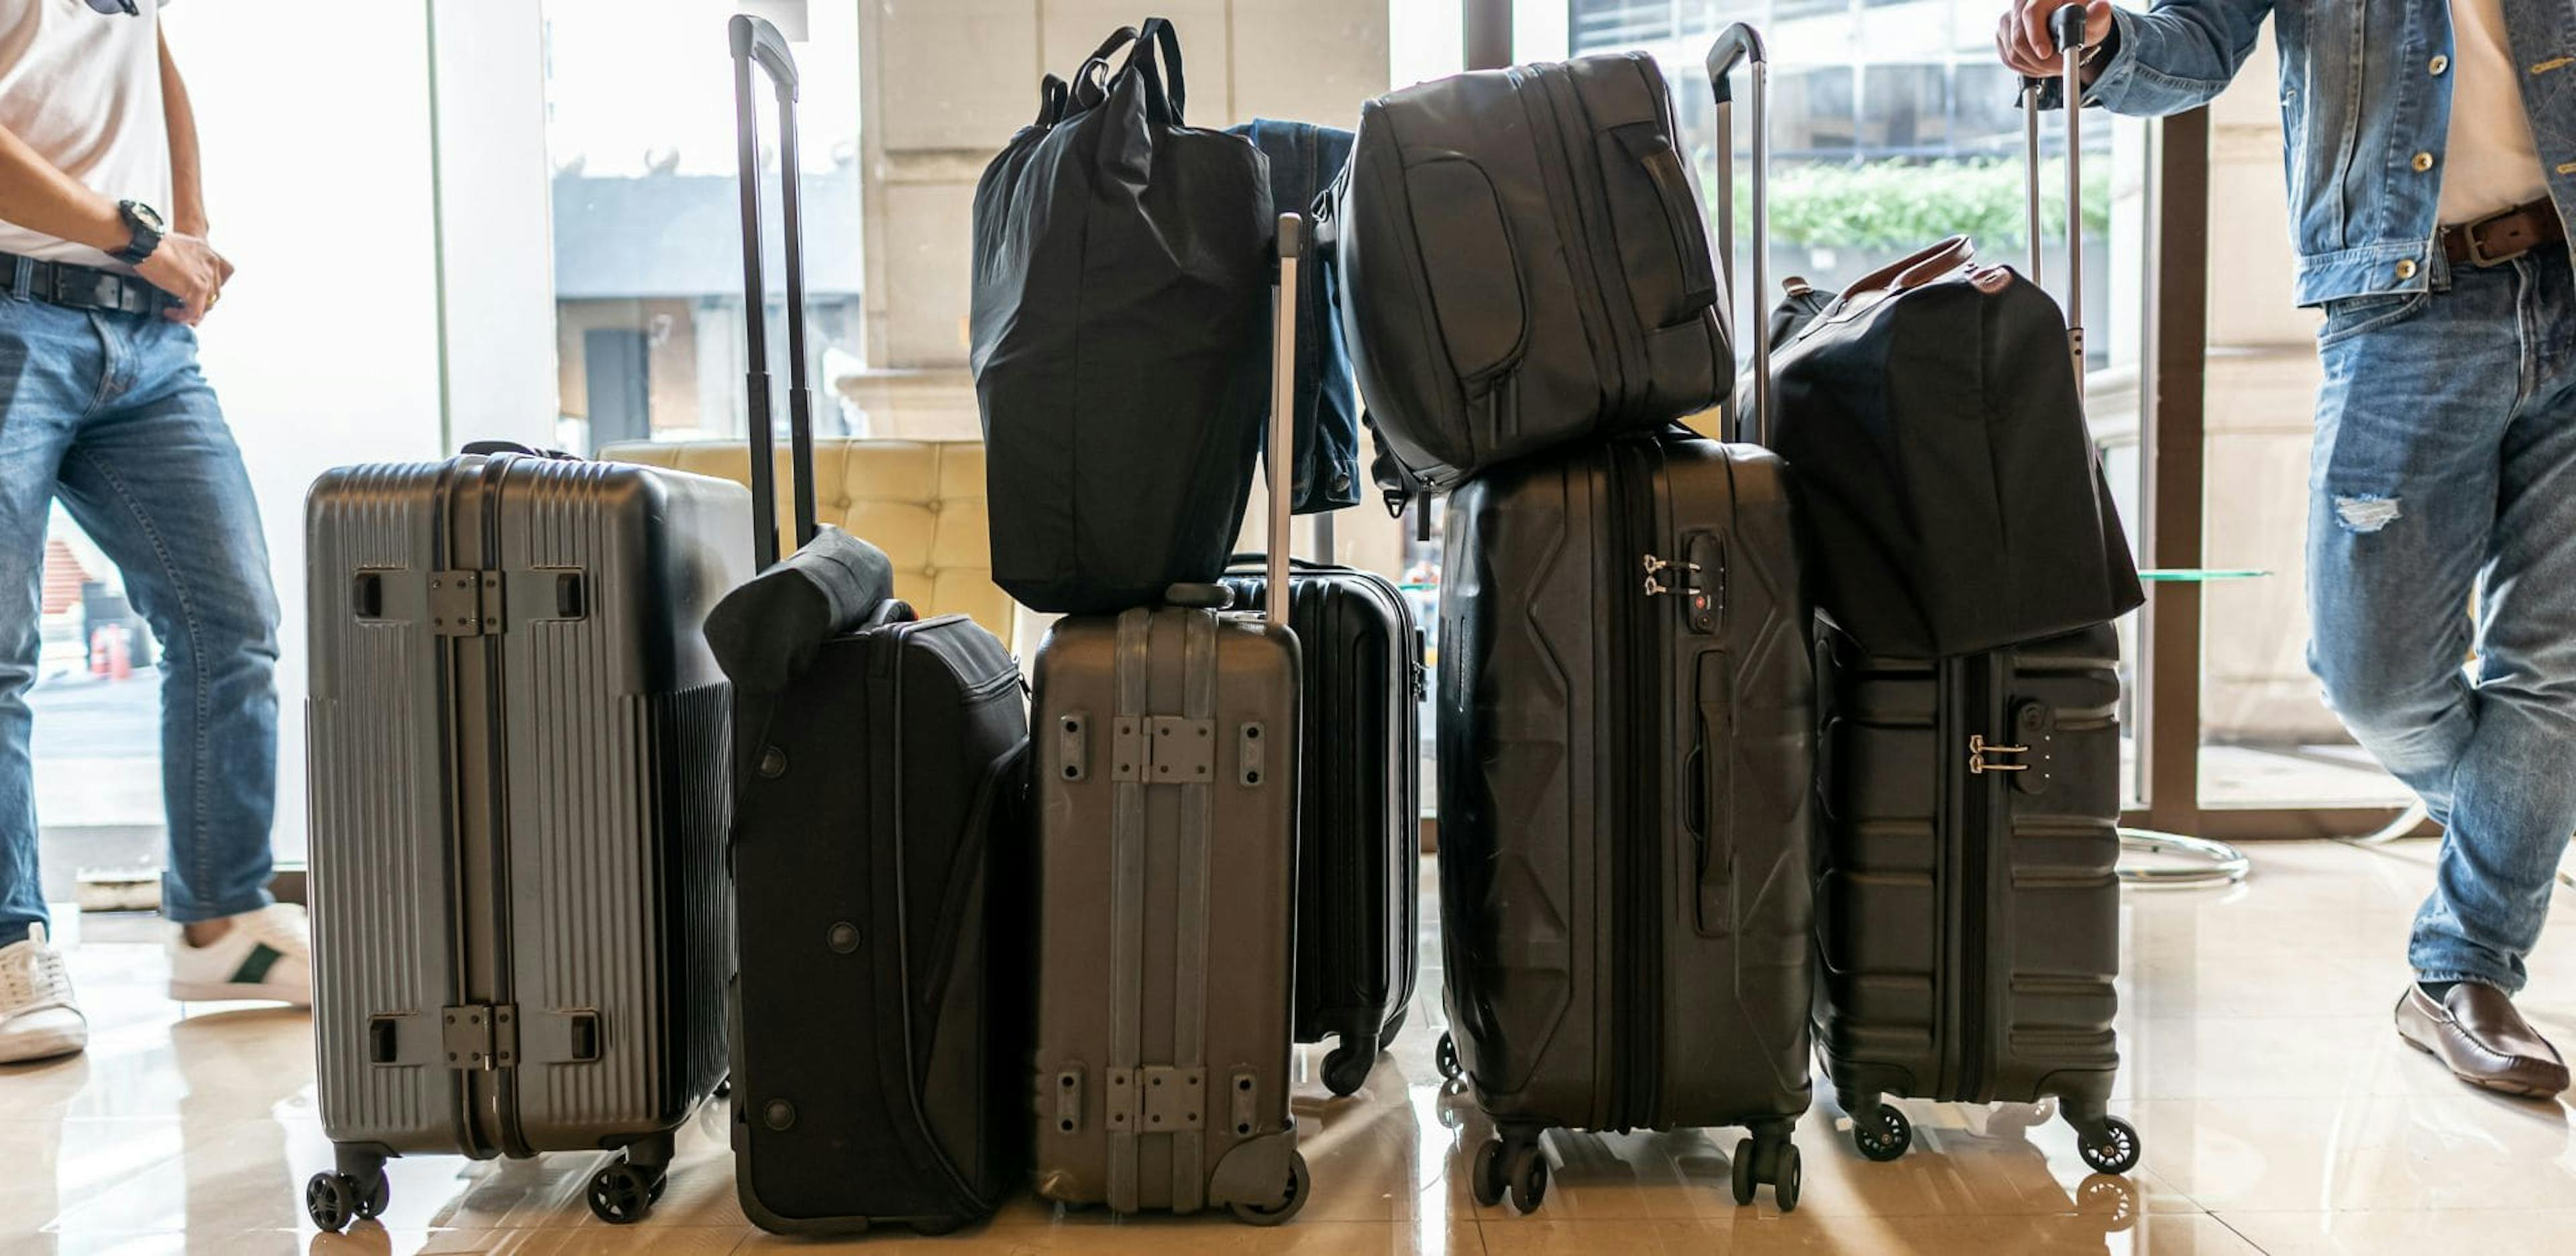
[1026,215,1311,1224]
[302,448,749,1231]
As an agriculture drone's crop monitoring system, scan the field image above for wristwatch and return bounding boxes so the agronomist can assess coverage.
[112,200,166,266]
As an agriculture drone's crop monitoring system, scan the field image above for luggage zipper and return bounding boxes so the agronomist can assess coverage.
[1611,442,1666,1129]
[1953,651,2005,1102]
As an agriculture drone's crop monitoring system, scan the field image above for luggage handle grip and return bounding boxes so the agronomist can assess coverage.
[729,13,798,97]
[2021,5,2090,399]
[1708,23,1770,448]
[1612,125,1719,320]
[731,14,819,572]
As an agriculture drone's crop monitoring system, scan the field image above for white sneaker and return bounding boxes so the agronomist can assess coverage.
[168,903,312,1006]
[0,924,89,1063]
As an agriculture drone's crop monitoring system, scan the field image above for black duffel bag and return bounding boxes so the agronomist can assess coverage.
[1327,52,1729,496]
[970,18,1272,614]
[1766,237,2143,657]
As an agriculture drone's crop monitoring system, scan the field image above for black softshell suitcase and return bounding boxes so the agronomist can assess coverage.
[303,446,749,1231]
[1788,17,2142,1177]
[714,17,1036,1235]
[1222,556,1422,1098]
[1434,429,1815,1214]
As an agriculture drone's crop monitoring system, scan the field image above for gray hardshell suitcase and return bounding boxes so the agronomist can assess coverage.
[1026,215,1311,1225]
[303,447,751,1231]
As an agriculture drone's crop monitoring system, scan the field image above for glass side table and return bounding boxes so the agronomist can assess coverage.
[2116,568,2268,888]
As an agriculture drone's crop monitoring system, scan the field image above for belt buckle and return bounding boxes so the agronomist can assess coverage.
[2462,209,2534,268]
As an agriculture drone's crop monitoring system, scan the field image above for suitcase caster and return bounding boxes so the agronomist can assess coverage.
[1226,1149,1310,1226]
[586,1161,667,1224]
[1851,1102,1912,1161]
[2074,1114,2142,1175]
[303,1169,386,1233]
[1471,1132,1550,1213]
[1434,1031,1462,1084]
[1322,1034,1378,1097]
[1730,1122,1801,1212]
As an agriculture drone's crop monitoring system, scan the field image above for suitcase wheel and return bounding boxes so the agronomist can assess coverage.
[1226,1149,1311,1226]
[1322,1036,1378,1097]
[305,1165,387,1233]
[1434,1031,1462,1084]
[2075,1114,2142,1175]
[1852,1104,1912,1162]
[586,1161,667,1224]
[1472,1133,1549,1213]
[1731,1131,1801,1212]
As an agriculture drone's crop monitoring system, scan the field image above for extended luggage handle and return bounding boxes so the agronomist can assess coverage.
[1707,24,1770,448]
[731,13,818,573]
[1264,213,1302,629]
[2023,5,2090,401]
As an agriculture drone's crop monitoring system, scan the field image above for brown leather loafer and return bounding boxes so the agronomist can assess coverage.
[2394,983,2572,1098]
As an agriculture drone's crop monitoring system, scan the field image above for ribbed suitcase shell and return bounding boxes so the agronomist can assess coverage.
[307,454,747,1180]
[1438,432,1813,1198]
[1222,560,1421,1098]
[1813,623,2124,1133]
[728,613,1032,1234]
[1028,605,1306,1220]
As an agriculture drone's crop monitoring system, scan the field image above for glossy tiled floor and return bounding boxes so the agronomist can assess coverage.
[7,839,2573,1254]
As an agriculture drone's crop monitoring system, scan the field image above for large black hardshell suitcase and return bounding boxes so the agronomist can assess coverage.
[303,447,750,1231]
[1812,625,2132,1171]
[717,17,1036,1234]
[1222,557,1423,1097]
[1433,429,1815,1214]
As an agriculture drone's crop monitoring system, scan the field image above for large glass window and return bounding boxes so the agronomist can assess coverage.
[542,0,865,452]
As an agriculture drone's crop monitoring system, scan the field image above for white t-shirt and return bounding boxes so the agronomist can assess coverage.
[0,0,171,270]
[2438,0,2549,224]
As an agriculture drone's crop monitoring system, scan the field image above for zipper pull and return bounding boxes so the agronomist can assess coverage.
[1640,553,1700,597]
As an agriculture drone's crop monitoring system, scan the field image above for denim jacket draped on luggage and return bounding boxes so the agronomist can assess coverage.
[2088,0,2576,305]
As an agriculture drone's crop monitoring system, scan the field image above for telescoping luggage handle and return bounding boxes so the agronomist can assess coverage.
[1265,213,1302,629]
[1707,25,1769,448]
[730,13,818,573]
[2024,5,2090,401]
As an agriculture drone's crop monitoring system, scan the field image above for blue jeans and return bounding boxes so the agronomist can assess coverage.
[0,295,280,936]
[2308,247,2576,994]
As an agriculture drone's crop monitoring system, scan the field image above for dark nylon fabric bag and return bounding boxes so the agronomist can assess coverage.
[1765,238,2143,658]
[1228,118,1362,514]
[971,19,1273,615]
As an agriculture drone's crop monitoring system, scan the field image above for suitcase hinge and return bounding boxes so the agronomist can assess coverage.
[440,1003,519,1069]
[1640,554,1701,598]
[429,570,504,637]
[1110,715,1216,784]
[1967,733,2030,774]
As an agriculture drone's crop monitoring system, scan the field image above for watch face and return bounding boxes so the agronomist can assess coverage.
[127,202,165,233]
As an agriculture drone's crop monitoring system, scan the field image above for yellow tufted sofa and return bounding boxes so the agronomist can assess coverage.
[597,439,1018,645]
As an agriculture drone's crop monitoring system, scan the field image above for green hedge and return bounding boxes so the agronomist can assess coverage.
[1703,156,2113,251]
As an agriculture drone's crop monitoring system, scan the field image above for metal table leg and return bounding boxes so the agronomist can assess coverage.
[2117,828,2251,887]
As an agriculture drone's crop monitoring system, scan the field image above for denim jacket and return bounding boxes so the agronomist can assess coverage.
[2089,0,2576,305]
[1228,118,1363,513]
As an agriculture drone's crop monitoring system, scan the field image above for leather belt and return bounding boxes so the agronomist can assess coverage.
[2440,198,2567,268]
[2,251,176,316]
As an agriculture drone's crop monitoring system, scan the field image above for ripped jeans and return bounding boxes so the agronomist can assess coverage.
[2308,245,2576,993]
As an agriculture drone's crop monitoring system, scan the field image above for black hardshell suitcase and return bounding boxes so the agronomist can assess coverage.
[303,456,749,1231]
[716,17,1034,1234]
[1434,430,1815,1215]
[1221,556,1423,1097]
[1778,15,2142,1176]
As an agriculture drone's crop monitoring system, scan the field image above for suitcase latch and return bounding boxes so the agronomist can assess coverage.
[1967,734,2031,774]
[440,1003,519,1069]
[1640,554,1701,597]
[429,570,504,637]
[1110,716,1216,784]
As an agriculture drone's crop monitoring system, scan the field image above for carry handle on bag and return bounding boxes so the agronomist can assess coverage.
[1708,24,1770,447]
[2024,5,2090,401]
[731,13,818,572]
